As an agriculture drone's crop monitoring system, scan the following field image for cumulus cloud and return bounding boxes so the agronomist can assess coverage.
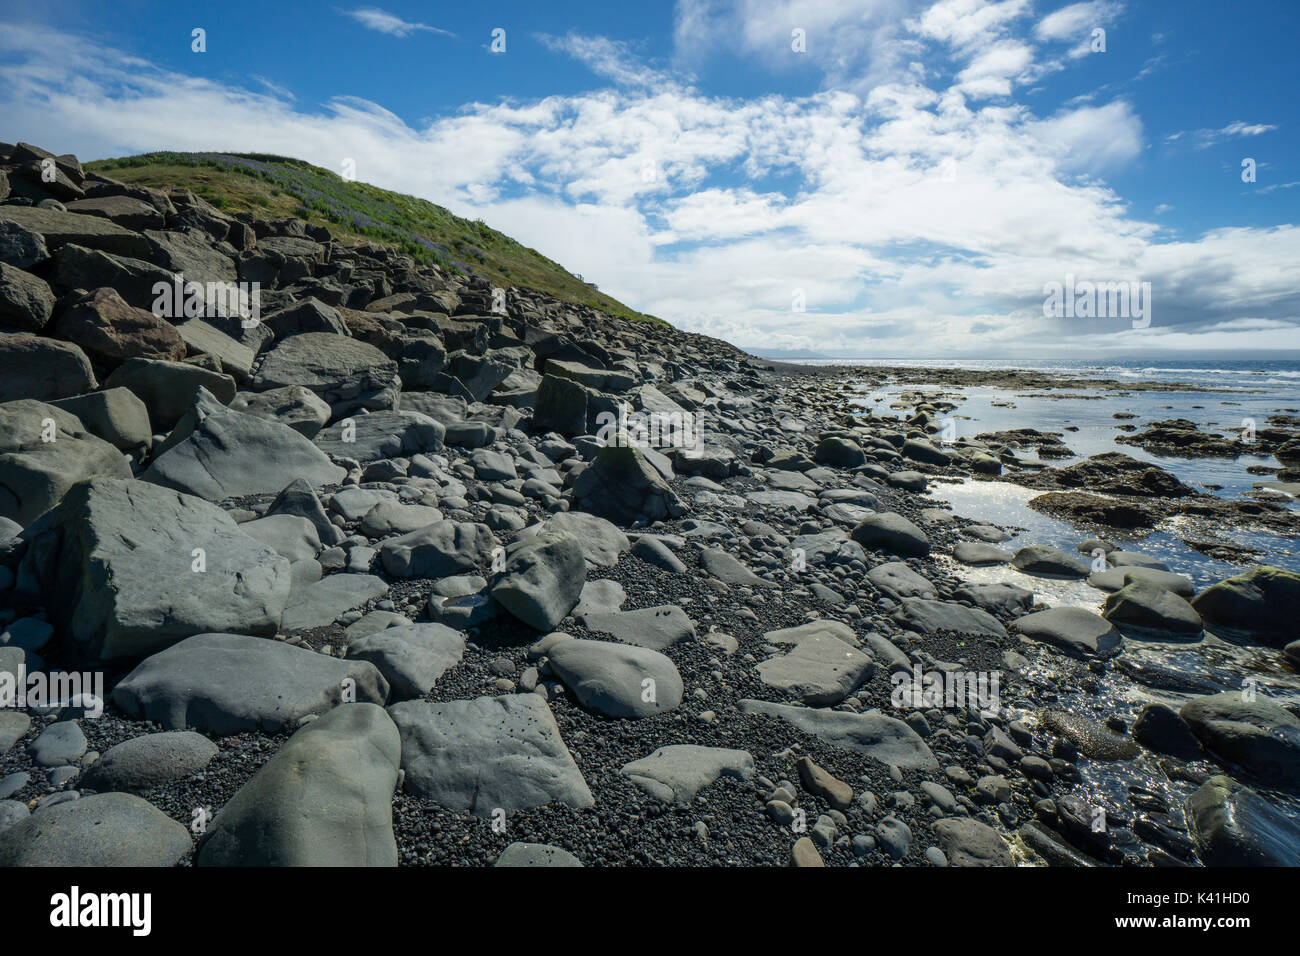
[0,11,1295,358]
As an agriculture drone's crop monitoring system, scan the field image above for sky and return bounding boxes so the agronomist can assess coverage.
[1,0,1297,359]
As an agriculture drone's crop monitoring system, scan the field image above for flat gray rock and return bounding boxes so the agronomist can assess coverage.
[519,511,629,567]
[141,387,344,499]
[359,500,443,538]
[1013,606,1123,659]
[757,629,873,705]
[1011,545,1089,577]
[389,694,593,815]
[113,632,389,735]
[0,792,190,866]
[953,541,1013,566]
[581,605,696,650]
[621,745,755,804]
[700,548,776,587]
[546,638,684,718]
[738,698,938,770]
[494,842,583,867]
[346,623,464,700]
[866,561,936,600]
[932,817,1013,867]
[281,573,388,631]
[237,514,321,562]
[896,598,1007,639]
[29,721,86,767]
[573,579,627,618]
[315,410,445,461]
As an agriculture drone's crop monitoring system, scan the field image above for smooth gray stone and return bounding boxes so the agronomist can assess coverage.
[581,605,696,650]
[1011,545,1089,578]
[1102,580,1203,635]
[29,721,86,767]
[932,817,1013,867]
[490,533,585,631]
[389,694,593,815]
[0,399,131,527]
[494,842,583,867]
[359,501,443,537]
[18,476,290,661]
[630,535,686,572]
[952,582,1034,615]
[738,698,939,770]
[546,638,684,719]
[851,512,930,557]
[953,541,1013,566]
[621,745,755,804]
[1088,566,1195,597]
[1013,606,1123,658]
[237,514,321,562]
[81,731,218,793]
[315,410,444,462]
[0,792,191,866]
[197,703,400,866]
[112,632,389,735]
[699,548,776,587]
[896,598,1007,639]
[378,520,498,578]
[757,627,873,706]
[572,579,627,618]
[49,386,153,450]
[281,573,389,631]
[866,561,936,600]
[346,623,464,700]
[228,385,330,436]
[141,387,344,499]
[518,511,629,567]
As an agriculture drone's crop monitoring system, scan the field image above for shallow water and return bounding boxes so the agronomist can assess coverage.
[836,362,1300,857]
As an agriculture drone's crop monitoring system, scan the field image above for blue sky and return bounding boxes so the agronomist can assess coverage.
[2,0,1297,357]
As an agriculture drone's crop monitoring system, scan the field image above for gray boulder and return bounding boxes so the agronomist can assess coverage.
[196,703,400,866]
[572,442,685,526]
[546,638,684,718]
[738,698,938,770]
[0,792,191,866]
[18,477,290,661]
[80,731,218,793]
[314,410,445,461]
[1012,606,1122,659]
[389,694,593,815]
[1179,691,1300,786]
[252,332,398,417]
[490,533,586,631]
[0,399,132,526]
[0,334,97,403]
[112,632,389,734]
[345,623,464,699]
[378,520,498,578]
[621,745,755,803]
[850,512,930,557]
[105,357,236,430]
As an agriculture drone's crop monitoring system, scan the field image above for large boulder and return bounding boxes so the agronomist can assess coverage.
[489,533,586,631]
[105,357,236,430]
[572,442,685,526]
[53,287,186,365]
[252,332,398,417]
[0,261,56,331]
[18,478,291,661]
[389,694,593,815]
[0,400,132,526]
[1179,691,1300,786]
[113,632,389,734]
[756,621,873,705]
[49,387,153,451]
[229,385,331,438]
[314,410,444,461]
[197,703,400,866]
[1012,606,1123,659]
[1191,566,1299,644]
[0,334,97,403]
[80,731,218,793]
[141,387,345,499]
[1102,580,1203,635]
[0,205,155,258]
[533,373,588,435]
[378,520,498,578]
[345,623,464,699]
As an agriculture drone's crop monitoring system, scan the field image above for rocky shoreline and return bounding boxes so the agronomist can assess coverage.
[1,141,1298,868]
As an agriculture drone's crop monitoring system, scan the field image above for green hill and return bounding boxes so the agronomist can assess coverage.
[85,151,660,323]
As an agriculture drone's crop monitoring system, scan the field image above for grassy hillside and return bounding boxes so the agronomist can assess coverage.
[85,151,661,324]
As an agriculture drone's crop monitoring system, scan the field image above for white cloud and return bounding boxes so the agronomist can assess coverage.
[0,17,1294,358]
[341,7,454,39]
